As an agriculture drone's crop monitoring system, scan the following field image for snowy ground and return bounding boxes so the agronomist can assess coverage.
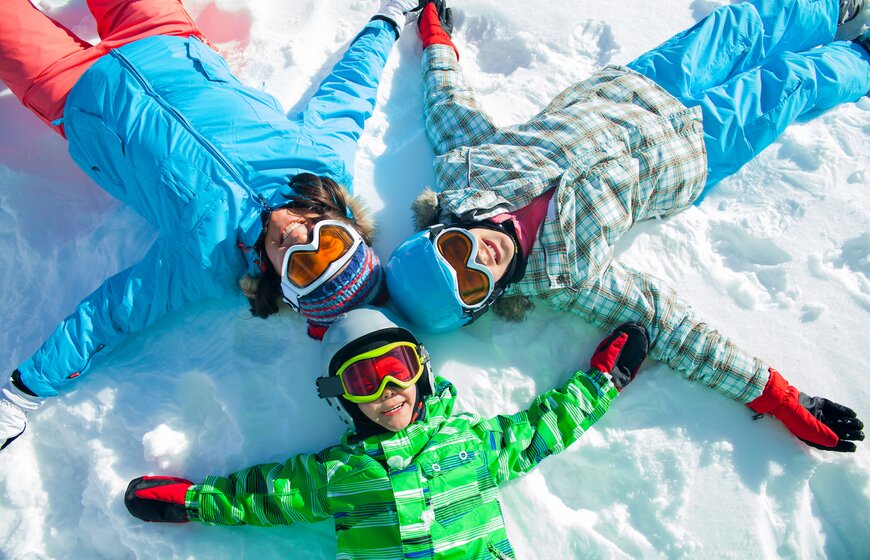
[1,0,868,558]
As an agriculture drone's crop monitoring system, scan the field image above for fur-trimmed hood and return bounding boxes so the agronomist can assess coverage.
[344,185,377,243]
[411,187,442,231]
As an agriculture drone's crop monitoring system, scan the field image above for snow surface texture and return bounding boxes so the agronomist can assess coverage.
[1,0,868,558]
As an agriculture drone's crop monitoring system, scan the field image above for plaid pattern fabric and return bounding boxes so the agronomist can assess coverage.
[422,45,768,403]
[186,373,617,558]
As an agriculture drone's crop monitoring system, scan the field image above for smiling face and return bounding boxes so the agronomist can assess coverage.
[262,207,323,273]
[356,383,418,432]
[467,227,515,283]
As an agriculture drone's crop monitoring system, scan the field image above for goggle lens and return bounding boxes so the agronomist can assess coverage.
[435,230,492,306]
[285,225,356,288]
[338,343,424,402]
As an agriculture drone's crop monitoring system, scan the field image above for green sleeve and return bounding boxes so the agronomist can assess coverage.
[473,368,618,485]
[185,453,331,527]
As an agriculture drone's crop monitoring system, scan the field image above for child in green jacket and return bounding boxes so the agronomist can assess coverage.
[125,308,648,559]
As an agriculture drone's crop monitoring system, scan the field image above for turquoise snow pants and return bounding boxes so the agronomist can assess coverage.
[628,0,870,194]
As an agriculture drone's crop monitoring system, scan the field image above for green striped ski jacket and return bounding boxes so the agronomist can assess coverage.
[185,371,617,559]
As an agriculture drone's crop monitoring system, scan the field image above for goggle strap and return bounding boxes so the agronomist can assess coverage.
[316,375,345,399]
[282,292,300,310]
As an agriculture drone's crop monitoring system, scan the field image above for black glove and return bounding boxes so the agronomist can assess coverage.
[419,0,453,37]
[797,393,864,452]
[589,322,649,391]
[125,476,194,523]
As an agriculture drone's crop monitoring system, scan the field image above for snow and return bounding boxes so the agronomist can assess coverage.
[1,0,868,558]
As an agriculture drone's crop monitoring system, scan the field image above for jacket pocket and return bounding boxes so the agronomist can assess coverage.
[420,449,490,528]
[66,109,128,202]
[564,153,638,236]
[186,38,231,83]
[159,161,223,235]
[466,145,562,204]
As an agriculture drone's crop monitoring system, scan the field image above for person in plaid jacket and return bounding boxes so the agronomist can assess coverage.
[386,0,868,452]
[124,307,649,559]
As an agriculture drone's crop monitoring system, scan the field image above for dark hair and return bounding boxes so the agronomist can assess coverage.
[247,173,373,319]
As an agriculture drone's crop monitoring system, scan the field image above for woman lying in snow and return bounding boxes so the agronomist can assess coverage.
[0,0,427,452]
[386,0,868,452]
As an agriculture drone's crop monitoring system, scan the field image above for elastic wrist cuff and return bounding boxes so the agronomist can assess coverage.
[11,370,37,397]
[370,15,401,39]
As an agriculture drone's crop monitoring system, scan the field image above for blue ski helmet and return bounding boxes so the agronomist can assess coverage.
[386,226,508,332]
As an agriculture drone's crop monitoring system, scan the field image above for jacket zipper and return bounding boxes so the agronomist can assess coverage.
[487,542,511,560]
[110,49,270,213]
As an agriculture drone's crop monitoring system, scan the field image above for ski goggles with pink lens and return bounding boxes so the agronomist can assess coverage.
[316,341,427,404]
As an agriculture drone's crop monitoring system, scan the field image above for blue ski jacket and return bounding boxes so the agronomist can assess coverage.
[17,20,397,397]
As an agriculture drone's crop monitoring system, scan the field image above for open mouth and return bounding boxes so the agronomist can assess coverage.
[381,402,405,416]
[280,221,306,245]
[483,239,501,265]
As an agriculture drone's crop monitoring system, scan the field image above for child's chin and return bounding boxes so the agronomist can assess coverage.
[383,415,412,432]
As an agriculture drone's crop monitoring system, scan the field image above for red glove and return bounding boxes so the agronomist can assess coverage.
[590,322,649,391]
[418,0,458,58]
[125,476,194,523]
[748,368,865,452]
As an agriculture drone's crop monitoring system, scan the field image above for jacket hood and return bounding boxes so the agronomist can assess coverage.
[343,185,377,242]
[411,187,441,230]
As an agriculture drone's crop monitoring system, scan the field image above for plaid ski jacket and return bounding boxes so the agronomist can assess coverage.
[421,44,770,403]
[185,372,617,559]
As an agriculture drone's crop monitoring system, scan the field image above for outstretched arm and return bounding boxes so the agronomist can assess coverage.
[419,1,499,154]
[126,453,331,526]
[472,324,648,485]
[552,259,864,451]
[299,17,399,174]
[555,259,769,402]
[14,239,227,398]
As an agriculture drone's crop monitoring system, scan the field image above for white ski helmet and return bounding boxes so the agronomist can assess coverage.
[316,307,435,429]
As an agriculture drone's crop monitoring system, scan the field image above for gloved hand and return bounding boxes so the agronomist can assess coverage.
[590,322,649,391]
[373,0,426,37]
[748,368,865,452]
[418,0,457,55]
[1,372,44,453]
[125,476,194,523]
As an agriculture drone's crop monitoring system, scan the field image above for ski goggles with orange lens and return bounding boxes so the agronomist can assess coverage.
[316,342,427,404]
[432,227,495,308]
[280,220,362,308]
